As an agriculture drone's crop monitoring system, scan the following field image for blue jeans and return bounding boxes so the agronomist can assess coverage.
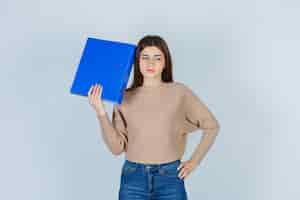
[118,159,188,200]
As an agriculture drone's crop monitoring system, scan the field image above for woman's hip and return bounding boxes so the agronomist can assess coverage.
[118,159,188,199]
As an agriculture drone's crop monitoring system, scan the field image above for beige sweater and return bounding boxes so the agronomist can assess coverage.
[97,81,220,164]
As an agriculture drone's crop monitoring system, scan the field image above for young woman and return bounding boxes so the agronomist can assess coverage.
[88,35,220,200]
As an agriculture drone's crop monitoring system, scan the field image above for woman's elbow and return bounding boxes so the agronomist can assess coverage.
[111,142,126,156]
[111,148,124,156]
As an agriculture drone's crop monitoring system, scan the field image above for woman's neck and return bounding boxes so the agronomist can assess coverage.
[142,78,164,88]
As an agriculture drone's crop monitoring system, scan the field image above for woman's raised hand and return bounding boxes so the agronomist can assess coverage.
[88,83,106,116]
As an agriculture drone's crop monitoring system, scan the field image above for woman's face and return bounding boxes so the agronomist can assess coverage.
[139,46,165,79]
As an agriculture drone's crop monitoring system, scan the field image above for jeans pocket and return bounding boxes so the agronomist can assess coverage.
[122,165,137,176]
[159,164,181,178]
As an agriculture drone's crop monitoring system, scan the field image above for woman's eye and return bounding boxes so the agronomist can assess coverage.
[141,57,161,61]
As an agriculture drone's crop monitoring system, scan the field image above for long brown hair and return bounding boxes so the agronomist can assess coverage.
[125,35,174,92]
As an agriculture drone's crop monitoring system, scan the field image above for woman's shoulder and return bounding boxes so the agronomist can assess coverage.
[117,88,136,109]
[172,81,192,93]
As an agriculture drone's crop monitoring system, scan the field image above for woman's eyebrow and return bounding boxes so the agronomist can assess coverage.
[141,54,162,57]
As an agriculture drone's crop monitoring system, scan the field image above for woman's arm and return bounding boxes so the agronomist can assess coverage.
[96,105,128,155]
[183,85,220,166]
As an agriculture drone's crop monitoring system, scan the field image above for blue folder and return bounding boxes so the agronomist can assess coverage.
[70,37,136,104]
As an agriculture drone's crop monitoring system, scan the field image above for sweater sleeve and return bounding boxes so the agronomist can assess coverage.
[183,86,220,135]
[96,104,128,155]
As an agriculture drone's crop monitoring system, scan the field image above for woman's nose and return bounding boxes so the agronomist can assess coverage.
[148,62,154,66]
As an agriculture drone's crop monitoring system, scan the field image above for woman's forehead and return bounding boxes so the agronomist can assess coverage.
[141,46,163,55]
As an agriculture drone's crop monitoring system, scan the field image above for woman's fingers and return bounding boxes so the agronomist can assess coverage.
[94,84,101,102]
[92,85,97,102]
[87,83,106,115]
[87,83,103,106]
[96,84,100,96]
[95,84,102,98]
[88,85,93,97]
[89,85,96,102]
[88,85,93,105]
[99,84,102,96]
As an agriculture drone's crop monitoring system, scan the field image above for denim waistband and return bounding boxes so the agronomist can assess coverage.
[124,159,181,168]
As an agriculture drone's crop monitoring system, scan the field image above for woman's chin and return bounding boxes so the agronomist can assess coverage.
[144,73,160,78]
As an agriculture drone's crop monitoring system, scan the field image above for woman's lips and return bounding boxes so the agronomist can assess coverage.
[146,68,155,73]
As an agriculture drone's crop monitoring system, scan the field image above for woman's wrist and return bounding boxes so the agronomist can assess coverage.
[96,109,106,117]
